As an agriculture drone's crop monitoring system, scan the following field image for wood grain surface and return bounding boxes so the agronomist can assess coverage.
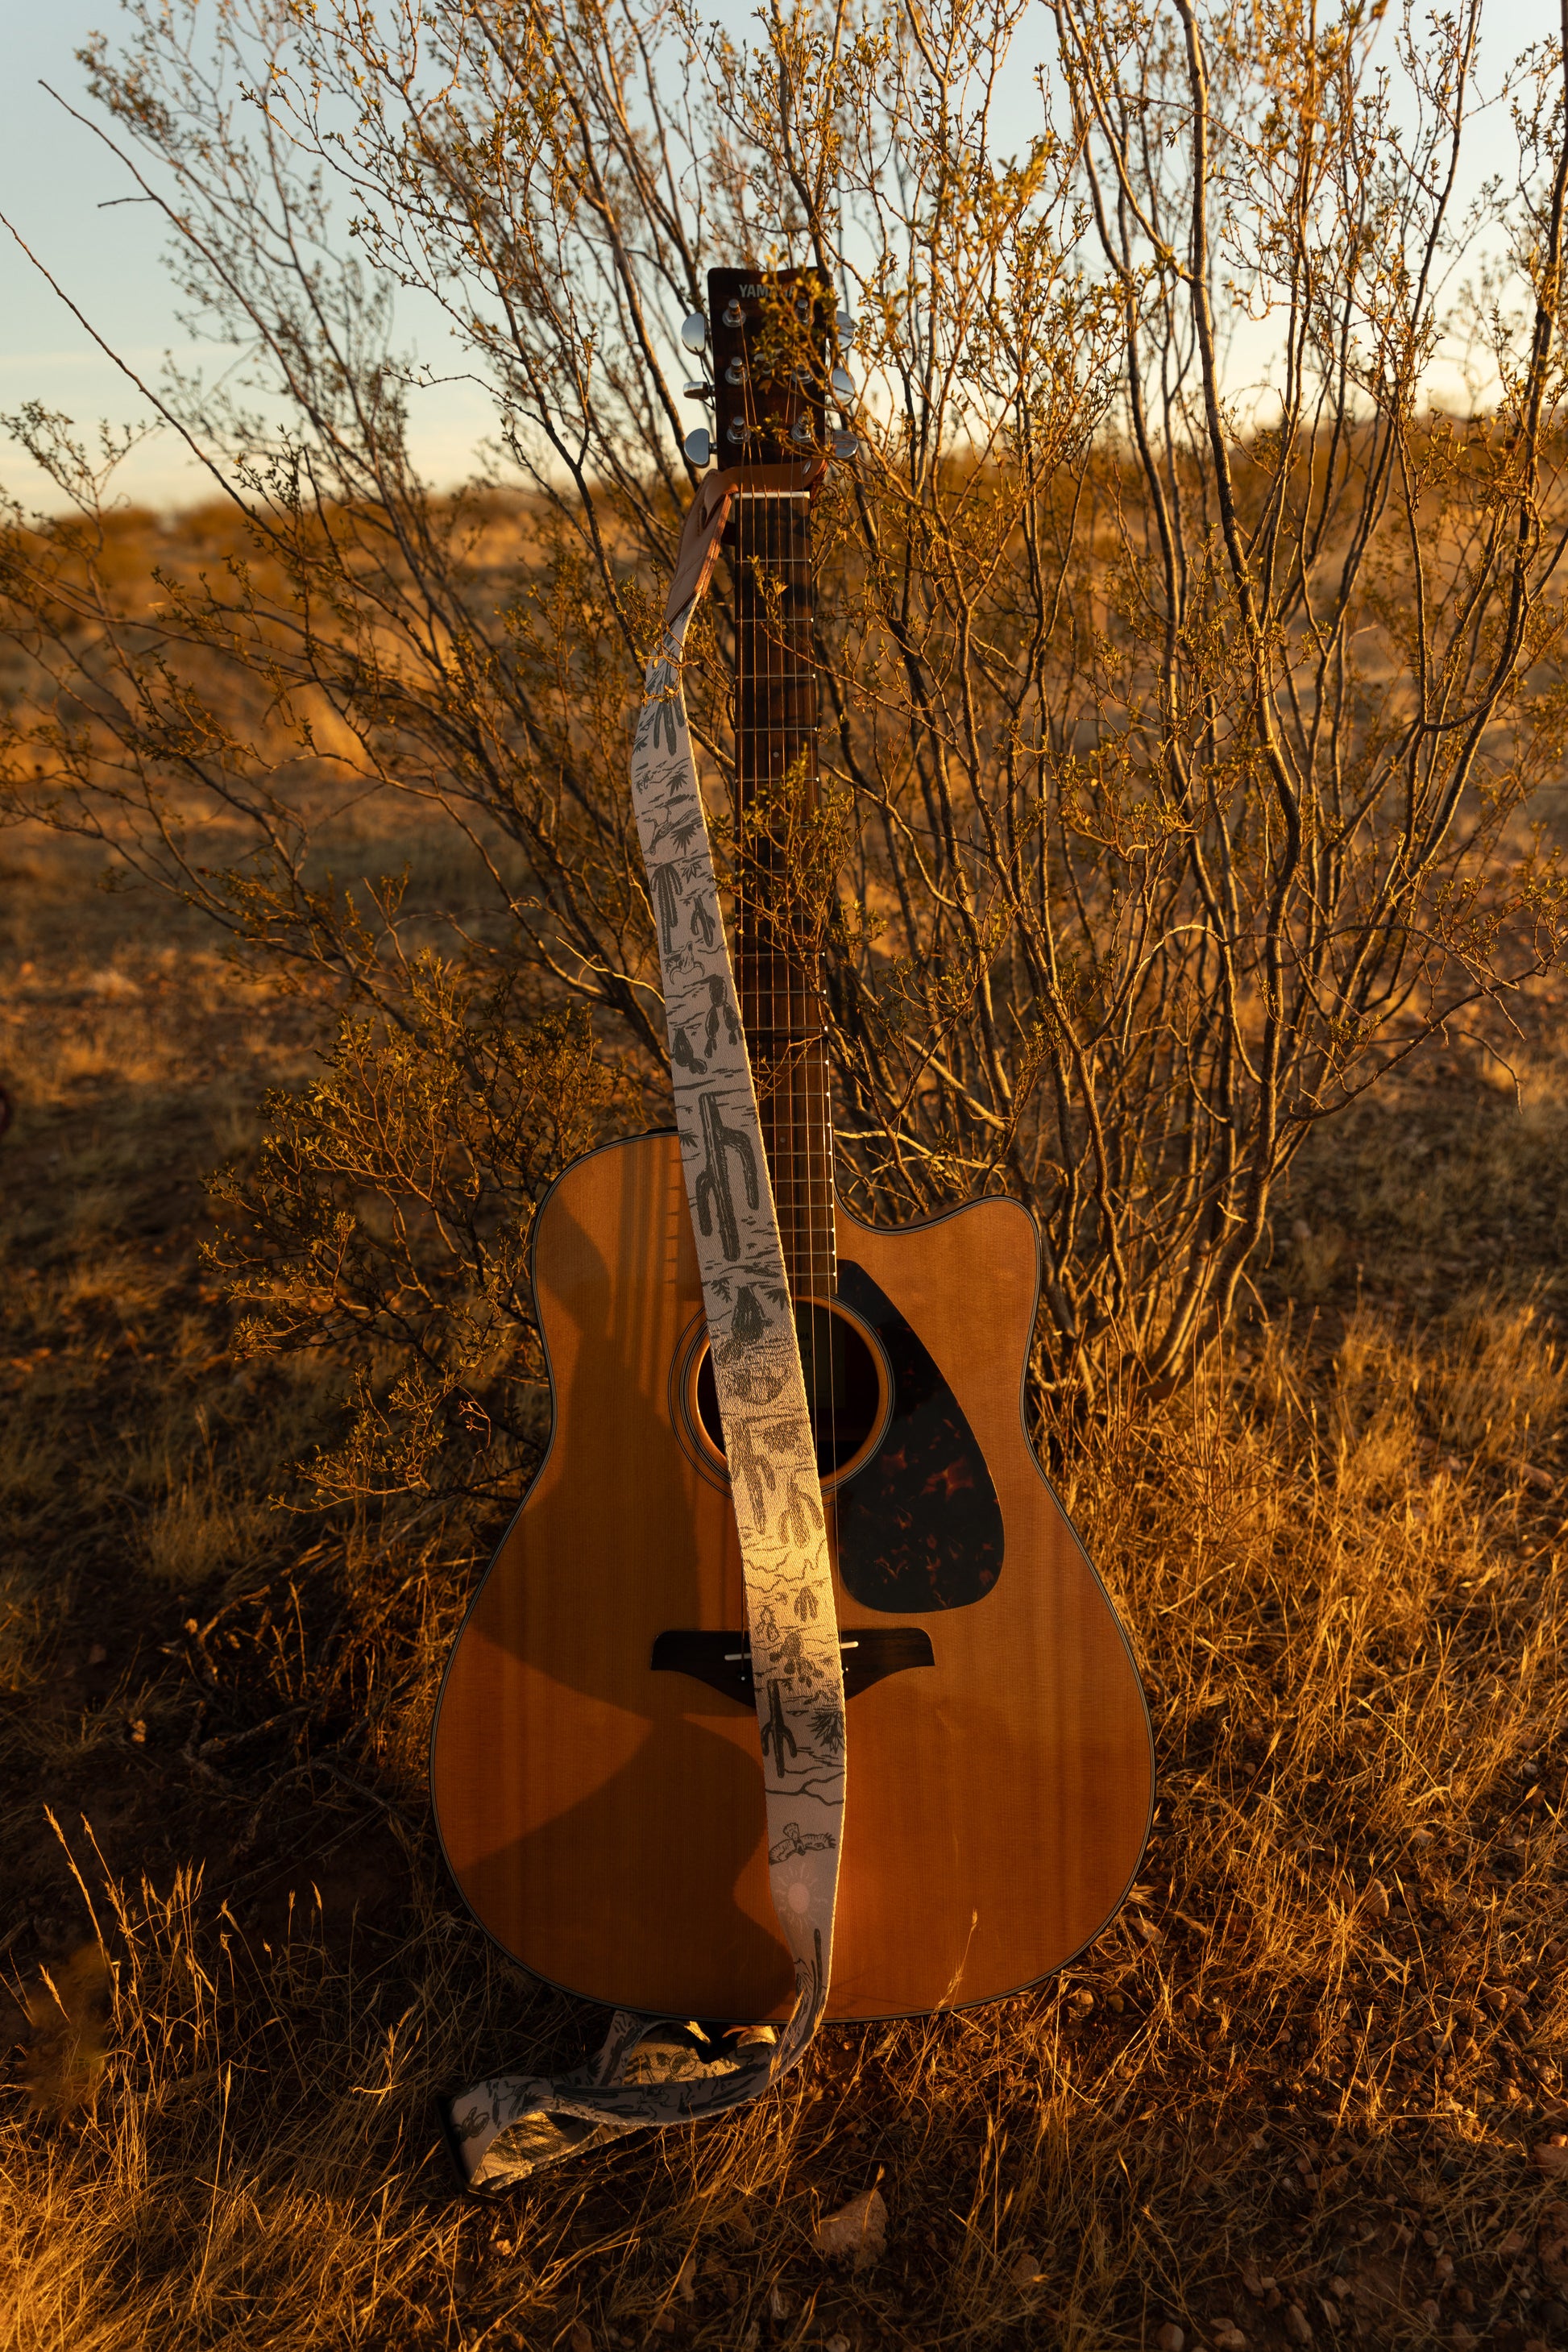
[430,1131,1153,2022]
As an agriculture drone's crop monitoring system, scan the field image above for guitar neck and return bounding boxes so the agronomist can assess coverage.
[732,487,836,1301]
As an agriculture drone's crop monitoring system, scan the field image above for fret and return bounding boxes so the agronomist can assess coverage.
[731,482,836,1301]
[706,261,837,1307]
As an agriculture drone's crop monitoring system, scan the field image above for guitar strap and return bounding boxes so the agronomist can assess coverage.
[443,462,847,2192]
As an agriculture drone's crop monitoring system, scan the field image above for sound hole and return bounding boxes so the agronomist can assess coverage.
[695,1302,882,1479]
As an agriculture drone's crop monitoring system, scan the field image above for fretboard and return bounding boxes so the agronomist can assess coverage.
[732,489,836,1300]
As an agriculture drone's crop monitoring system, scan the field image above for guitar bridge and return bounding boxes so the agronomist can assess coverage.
[650,1627,934,1706]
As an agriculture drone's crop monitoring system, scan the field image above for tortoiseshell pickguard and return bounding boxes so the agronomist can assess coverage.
[833,1259,1004,1612]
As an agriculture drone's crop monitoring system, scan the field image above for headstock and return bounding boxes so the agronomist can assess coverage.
[680,267,857,471]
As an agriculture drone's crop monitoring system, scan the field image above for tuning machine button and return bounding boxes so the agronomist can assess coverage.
[831,366,855,400]
[832,431,859,459]
[683,429,712,466]
[726,417,749,446]
[683,379,716,401]
[724,358,746,386]
[681,311,709,352]
[836,309,856,338]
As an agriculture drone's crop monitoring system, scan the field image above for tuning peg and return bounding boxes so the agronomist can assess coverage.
[831,366,855,400]
[722,298,746,329]
[683,429,712,466]
[683,379,716,401]
[832,431,859,459]
[681,312,708,352]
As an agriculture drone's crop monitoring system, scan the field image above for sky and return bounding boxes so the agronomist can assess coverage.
[0,0,205,511]
[0,0,500,510]
[0,0,1558,513]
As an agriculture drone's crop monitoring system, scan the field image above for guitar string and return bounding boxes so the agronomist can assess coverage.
[805,301,834,1479]
[794,300,828,1456]
[750,303,795,1429]
[740,325,804,1537]
[812,290,835,1462]
[735,280,837,1495]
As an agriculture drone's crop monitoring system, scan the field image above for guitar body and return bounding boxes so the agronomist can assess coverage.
[431,1129,1153,2022]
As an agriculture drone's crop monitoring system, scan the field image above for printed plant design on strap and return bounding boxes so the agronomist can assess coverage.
[444,462,844,2192]
[629,611,847,1923]
[629,667,846,1853]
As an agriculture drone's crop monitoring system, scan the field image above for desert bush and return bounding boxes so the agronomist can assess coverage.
[4,822,1566,2342]
[212,978,627,1504]
[2,0,1566,1488]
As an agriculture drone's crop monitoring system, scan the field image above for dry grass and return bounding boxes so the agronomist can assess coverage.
[2,829,1567,2352]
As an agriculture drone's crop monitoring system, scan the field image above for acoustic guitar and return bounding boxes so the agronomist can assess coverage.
[431,267,1153,2022]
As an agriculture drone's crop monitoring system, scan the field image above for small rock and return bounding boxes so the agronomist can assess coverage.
[1418,2300,1441,2325]
[1520,1462,1555,1494]
[1329,2278,1351,2300]
[1497,2230,1527,2257]
[1155,2327,1184,2351]
[1433,2252,1454,2282]
[1533,2137,1568,2180]
[766,2284,792,2321]
[128,1719,147,1746]
[1284,2304,1313,2344]
[825,2339,849,2352]
[1240,2263,1263,2297]
[650,2317,676,2337]
[1213,2327,1247,2350]
[566,2328,593,2352]
[1451,2327,1478,2349]
[87,1644,107,1667]
[814,2186,887,2268]
[674,2252,697,2303]
[1362,1879,1391,1920]
[1010,2246,1043,2288]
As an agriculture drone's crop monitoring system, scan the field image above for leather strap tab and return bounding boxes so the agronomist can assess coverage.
[664,458,827,627]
